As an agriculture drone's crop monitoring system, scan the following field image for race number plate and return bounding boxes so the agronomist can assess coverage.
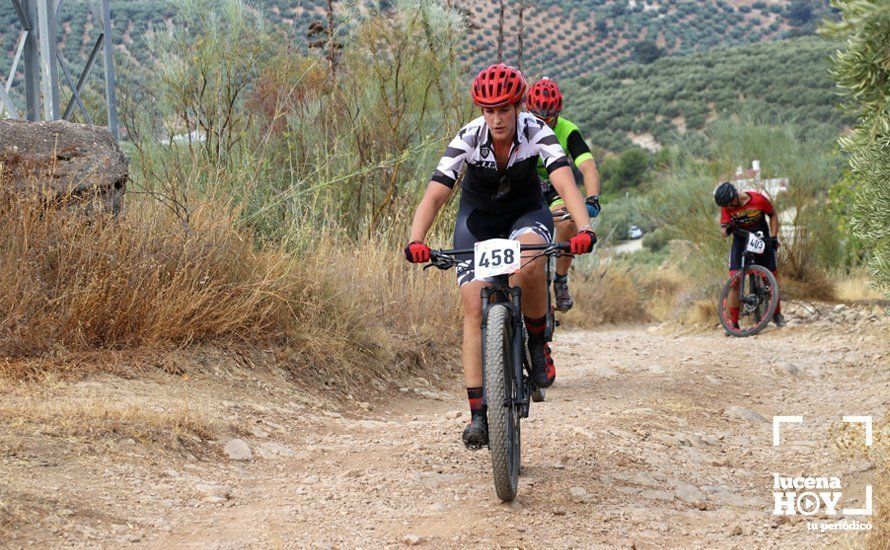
[746,233,766,254]
[474,238,521,280]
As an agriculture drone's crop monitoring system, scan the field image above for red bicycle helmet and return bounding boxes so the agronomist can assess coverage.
[527,77,563,119]
[471,63,527,108]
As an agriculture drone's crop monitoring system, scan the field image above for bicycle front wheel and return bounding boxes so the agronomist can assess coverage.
[484,303,521,502]
[718,266,779,337]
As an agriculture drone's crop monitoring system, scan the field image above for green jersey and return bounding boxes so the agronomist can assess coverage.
[536,117,594,183]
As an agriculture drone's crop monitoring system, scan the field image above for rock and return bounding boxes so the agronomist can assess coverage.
[358,420,386,429]
[249,425,269,438]
[834,304,845,312]
[303,475,319,485]
[654,434,682,447]
[402,533,423,546]
[569,486,592,503]
[640,489,674,501]
[416,472,464,487]
[223,438,253,461]
[0,119,127,214]
[553,509,567,516]
[705,486,760,507]
[724,406,769,424]
[195,483,232,500]
[416,390,445,400]
[844,460,874,475]
[445,410,462,420]
[258,442,296,459]
[673,482,707,508]
[779,363,800,375]
[730,525,743,536]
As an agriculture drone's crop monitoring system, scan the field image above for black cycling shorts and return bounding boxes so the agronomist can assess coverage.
[542,164,584,207]
[453,201,553,286]
[729,235,777,272]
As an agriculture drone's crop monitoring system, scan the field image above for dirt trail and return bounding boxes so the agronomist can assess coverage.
[2,309,887,548]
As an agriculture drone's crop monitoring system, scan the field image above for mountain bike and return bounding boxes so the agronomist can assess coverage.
[717,231,779,337]
[425,239,573,502]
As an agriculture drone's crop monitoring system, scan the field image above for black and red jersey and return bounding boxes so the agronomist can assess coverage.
[720,191,774,236]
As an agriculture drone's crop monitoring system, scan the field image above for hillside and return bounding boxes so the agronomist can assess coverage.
[561,35,850,152]
[456,0,831,78]
[1,0,831,83]
[1,1,844,149]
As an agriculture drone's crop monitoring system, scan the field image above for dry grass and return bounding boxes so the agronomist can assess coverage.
[562,264,651,327]
[279,235,462,386]
[837,273,888,303]
[0,174,461,389]
[779,268,838,303]
[683,300,719,325]
[866,420,889,550]
[0,397,218,451]
[0,185,301,356]
[832,415,889,549]
[869,469,890,550]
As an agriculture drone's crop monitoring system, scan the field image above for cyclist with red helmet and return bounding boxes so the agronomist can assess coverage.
[714,181,786,332]
[526,77,602,312]
[404,64,595,449]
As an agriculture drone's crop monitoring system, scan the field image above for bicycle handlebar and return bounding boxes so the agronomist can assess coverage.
[425,242,571,271]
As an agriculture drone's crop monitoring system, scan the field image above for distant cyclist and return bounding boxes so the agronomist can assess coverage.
[404,64,595,449]
[714,181,785,332]
[526,77,602,311]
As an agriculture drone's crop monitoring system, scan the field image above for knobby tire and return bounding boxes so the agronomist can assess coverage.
[484,304,520,502]
[718,265,779,337]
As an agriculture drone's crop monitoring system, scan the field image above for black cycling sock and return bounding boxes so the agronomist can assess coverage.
[467,386,486,416]
[524,315,547,342]
[554,272,568,282]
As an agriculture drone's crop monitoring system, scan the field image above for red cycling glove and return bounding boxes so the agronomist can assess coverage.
[404,241,431,263]
[568,229,597,255]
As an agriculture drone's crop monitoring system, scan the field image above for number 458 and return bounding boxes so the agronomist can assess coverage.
[478,248,515,268]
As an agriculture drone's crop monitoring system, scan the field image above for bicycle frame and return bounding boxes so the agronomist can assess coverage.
[735,231,766,311]
[429,243,565,418]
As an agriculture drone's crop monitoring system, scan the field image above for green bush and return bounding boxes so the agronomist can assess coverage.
[642,227,670,252]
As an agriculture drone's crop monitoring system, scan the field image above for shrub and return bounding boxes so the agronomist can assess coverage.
[642,227,670,252]
[0,187,299,355]
[561,264,651,327]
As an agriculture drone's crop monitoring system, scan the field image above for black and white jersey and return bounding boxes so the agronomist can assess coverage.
[431,112,570,213]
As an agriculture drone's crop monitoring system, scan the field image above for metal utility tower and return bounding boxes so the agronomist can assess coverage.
[2,0,119,138]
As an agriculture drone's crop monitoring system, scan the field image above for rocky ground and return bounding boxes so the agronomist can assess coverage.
[0,302,887,548]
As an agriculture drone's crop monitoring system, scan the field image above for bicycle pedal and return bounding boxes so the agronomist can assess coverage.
[554,319,561,327]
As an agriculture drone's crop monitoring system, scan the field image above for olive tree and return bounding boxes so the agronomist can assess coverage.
[825,0,890,287]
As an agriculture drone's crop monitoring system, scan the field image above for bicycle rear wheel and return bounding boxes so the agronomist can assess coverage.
[483,303,521,502]
[718,266,779,337]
